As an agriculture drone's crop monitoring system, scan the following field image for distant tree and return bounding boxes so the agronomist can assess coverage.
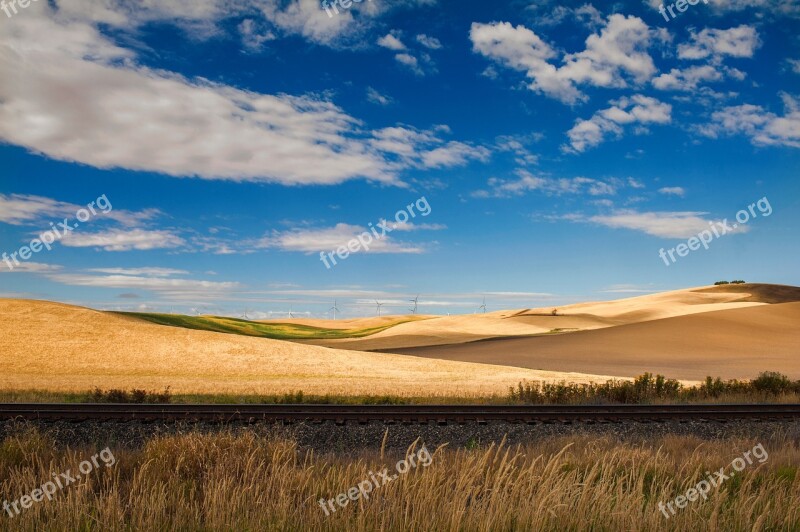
[714,281,730,285]
[551,308,558,316]
[731,280,746,284]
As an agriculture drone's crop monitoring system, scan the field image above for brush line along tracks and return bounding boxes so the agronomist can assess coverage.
[1,404,799,424]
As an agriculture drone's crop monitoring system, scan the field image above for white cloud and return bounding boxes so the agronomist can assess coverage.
[60,229,186,251]
[587,210,741,238]
[628,177,646,188]
[677,25,760,61]
[46,272,241,297]
[0,10,393,186]
[416,34,442,49]
[658,186,686,196]
[495,135,541,166]
[474,170,619,198]
[644,0,800,18]
[652,65,724,91]
[0,5,478,187]
[420,141,490,168]
[0,194,158,226]
[378,32,434,75]
[471,15,661,104]
[701,93,800,148]
[257,223,432,254]
[260,0,366,45]
[530,4,604,28]
[88,267,190,277]
[0,262,62,273]
[378,33,407,50]
[237,18,276,51]
[370,126,490,169]
[366,87,393,105]
[391,222,447,231]
[565,95,671,152]
[395,53,423,74]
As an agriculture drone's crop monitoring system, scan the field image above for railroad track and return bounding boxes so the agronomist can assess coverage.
[1,404,799,424]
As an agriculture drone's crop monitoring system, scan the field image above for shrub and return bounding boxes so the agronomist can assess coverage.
[714,281,730,285]
[510,372,800,404]
[87,387,172,403]
[752,372,794,394]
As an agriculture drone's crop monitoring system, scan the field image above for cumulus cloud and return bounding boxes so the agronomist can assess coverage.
[565,95,672,152]
[470,15,662,104]
[652,65,725,91]
[700,93,800,148]
[378,30,436,75]
[677,25,760,61]
[0,3,476,187]
[378,32,407,50]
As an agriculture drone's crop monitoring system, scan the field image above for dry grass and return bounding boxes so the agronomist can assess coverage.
[1,428,798,531]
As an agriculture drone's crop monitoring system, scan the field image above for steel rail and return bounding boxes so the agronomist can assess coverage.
[1,404,798,424]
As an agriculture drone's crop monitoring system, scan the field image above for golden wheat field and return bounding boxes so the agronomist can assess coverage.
[0,299,627,397]
[0,428,798,531]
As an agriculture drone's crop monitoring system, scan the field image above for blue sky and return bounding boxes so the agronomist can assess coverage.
[1,0,798,318]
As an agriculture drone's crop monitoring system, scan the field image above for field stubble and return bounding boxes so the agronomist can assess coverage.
[0,427,798,531]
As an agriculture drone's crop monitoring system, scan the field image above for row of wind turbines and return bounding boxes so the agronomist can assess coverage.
[180,296,489,321]
[327,294,487,320]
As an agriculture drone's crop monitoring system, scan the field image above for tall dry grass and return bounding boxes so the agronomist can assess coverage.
[0,427,798,531]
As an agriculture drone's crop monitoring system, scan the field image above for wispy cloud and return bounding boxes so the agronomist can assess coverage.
[583,210,746,238]
[61,229,186,251]
[256,223,439,254]
[658,187,686,196]
[473,170,621,198]
[0,194,157,226]
[0,262,62,273]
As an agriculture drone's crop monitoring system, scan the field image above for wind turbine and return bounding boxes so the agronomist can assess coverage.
[329,300,340,320]
[240,308,251,320]
[375,300,385,317]
[288,305,295,319]
[479,297,487,314]
[409,295,419,314]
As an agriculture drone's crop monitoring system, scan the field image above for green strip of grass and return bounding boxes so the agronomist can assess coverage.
[110,312,421,340]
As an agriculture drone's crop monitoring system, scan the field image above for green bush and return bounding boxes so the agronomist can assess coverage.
[752,372,795,394]
[87,387,172,403]
[510,372,800,405]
